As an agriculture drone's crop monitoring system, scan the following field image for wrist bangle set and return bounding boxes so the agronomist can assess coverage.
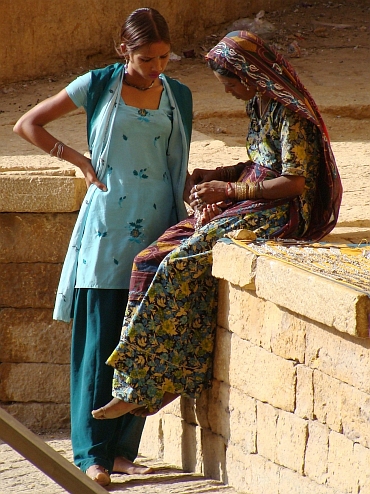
[216,165,238,182]
[225,181,265,202]
[50,141,65,161]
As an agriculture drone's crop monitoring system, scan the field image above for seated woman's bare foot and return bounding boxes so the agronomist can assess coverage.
[91,397,140,419]
[113,456,154,475]
[86,465,111,486]
[130,392,178,417]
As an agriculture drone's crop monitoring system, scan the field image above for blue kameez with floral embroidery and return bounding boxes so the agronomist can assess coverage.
[66,72,176,289]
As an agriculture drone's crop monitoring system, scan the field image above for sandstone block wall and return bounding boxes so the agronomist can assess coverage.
[2,169,370,492]
[0,167,84,430]
[2,0,296,84]
[139,241,370,494]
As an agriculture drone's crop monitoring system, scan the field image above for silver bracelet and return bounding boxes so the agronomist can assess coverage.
[50,141,64,161]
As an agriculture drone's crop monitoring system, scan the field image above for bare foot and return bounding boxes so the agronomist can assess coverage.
[91,397,140,419]
[86,465,111,486]
[130,392,178,417]
[113,456,154,475]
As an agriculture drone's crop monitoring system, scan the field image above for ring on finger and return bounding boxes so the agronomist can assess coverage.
[194,192,199,199]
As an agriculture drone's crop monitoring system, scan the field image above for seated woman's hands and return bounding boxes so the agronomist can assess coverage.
[190,179,229,228]
[196,203,224,227]
[189,168,223,189]
[189,180,228,210]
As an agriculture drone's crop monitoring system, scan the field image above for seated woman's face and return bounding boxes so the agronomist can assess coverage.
[213,72,257,101]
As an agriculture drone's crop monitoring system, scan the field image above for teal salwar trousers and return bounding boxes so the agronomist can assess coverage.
[70,288,145,473]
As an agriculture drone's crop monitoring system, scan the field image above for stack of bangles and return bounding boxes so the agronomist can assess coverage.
[216,165,239,182]
[50,141,65,161]
[225,181,264,201]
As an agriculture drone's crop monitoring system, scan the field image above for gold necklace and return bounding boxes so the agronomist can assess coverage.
[123,73,155,91]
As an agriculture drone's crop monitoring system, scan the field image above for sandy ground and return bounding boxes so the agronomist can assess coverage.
[1,1,370,492]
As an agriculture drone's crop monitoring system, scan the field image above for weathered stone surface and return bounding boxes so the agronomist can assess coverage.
[255,256,370,338]
[275,410,307,474]
[296,364,314,420]
[304,421,329,485]
[206,380,230,439]
[240,453,281,494]
[218,281,270,349]
[225,445,254,493]
[0,263,61,308]
[0,308,70,363]
[139,414,163,459]
[201,428,227,482]
[213,326,232,385]
[327,431,357,493]
[228,388,256,454]
[2,403,70,431]
[0,175,86,212]
[182,422,204,475]
[212,241,256,289]
[313,370,370,448]
[248,455,281,494]
[279,467,338,494]
[0,362,69,403]
[0,212,76,262]
[2,0,289,84]
[161,414,187,467]
[305,324,370,394]
[229,334,296,411]
[269,305,306,363]
[256,401,279,463]
[354,443,370,494]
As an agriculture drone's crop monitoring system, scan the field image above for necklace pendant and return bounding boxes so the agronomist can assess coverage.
[123,74,155,91]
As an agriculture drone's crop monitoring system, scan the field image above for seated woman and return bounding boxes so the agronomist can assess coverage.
[92,30,342,419]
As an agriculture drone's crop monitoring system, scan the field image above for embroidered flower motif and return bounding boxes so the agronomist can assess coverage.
[118,196,127,208]
[133,169,148,179]
[127,219,144,243]
[137,109,150,122]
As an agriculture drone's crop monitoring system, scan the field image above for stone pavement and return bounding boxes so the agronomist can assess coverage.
[0,432,243,494]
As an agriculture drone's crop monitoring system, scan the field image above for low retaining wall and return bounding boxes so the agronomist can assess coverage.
[1,171,370,493]
[139,241,370,494]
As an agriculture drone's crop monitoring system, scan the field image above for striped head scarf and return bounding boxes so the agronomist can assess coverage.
[206,31,342,240]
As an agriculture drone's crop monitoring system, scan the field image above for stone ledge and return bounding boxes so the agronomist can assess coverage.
[0,175,86,213]
[212,240,370,339]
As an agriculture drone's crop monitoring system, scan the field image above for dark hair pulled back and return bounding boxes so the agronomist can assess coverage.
[119,8,170,56]
[207,59,239,79]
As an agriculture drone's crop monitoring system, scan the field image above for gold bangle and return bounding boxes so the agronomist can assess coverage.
[248,183,258,200]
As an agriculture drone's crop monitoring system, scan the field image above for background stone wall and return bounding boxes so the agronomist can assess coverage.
[2,0,296,84]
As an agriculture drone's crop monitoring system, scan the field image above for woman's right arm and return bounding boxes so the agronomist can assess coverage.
[13,89,107,191]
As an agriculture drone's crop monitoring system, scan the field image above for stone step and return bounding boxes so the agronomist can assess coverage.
[0,433,244,494]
